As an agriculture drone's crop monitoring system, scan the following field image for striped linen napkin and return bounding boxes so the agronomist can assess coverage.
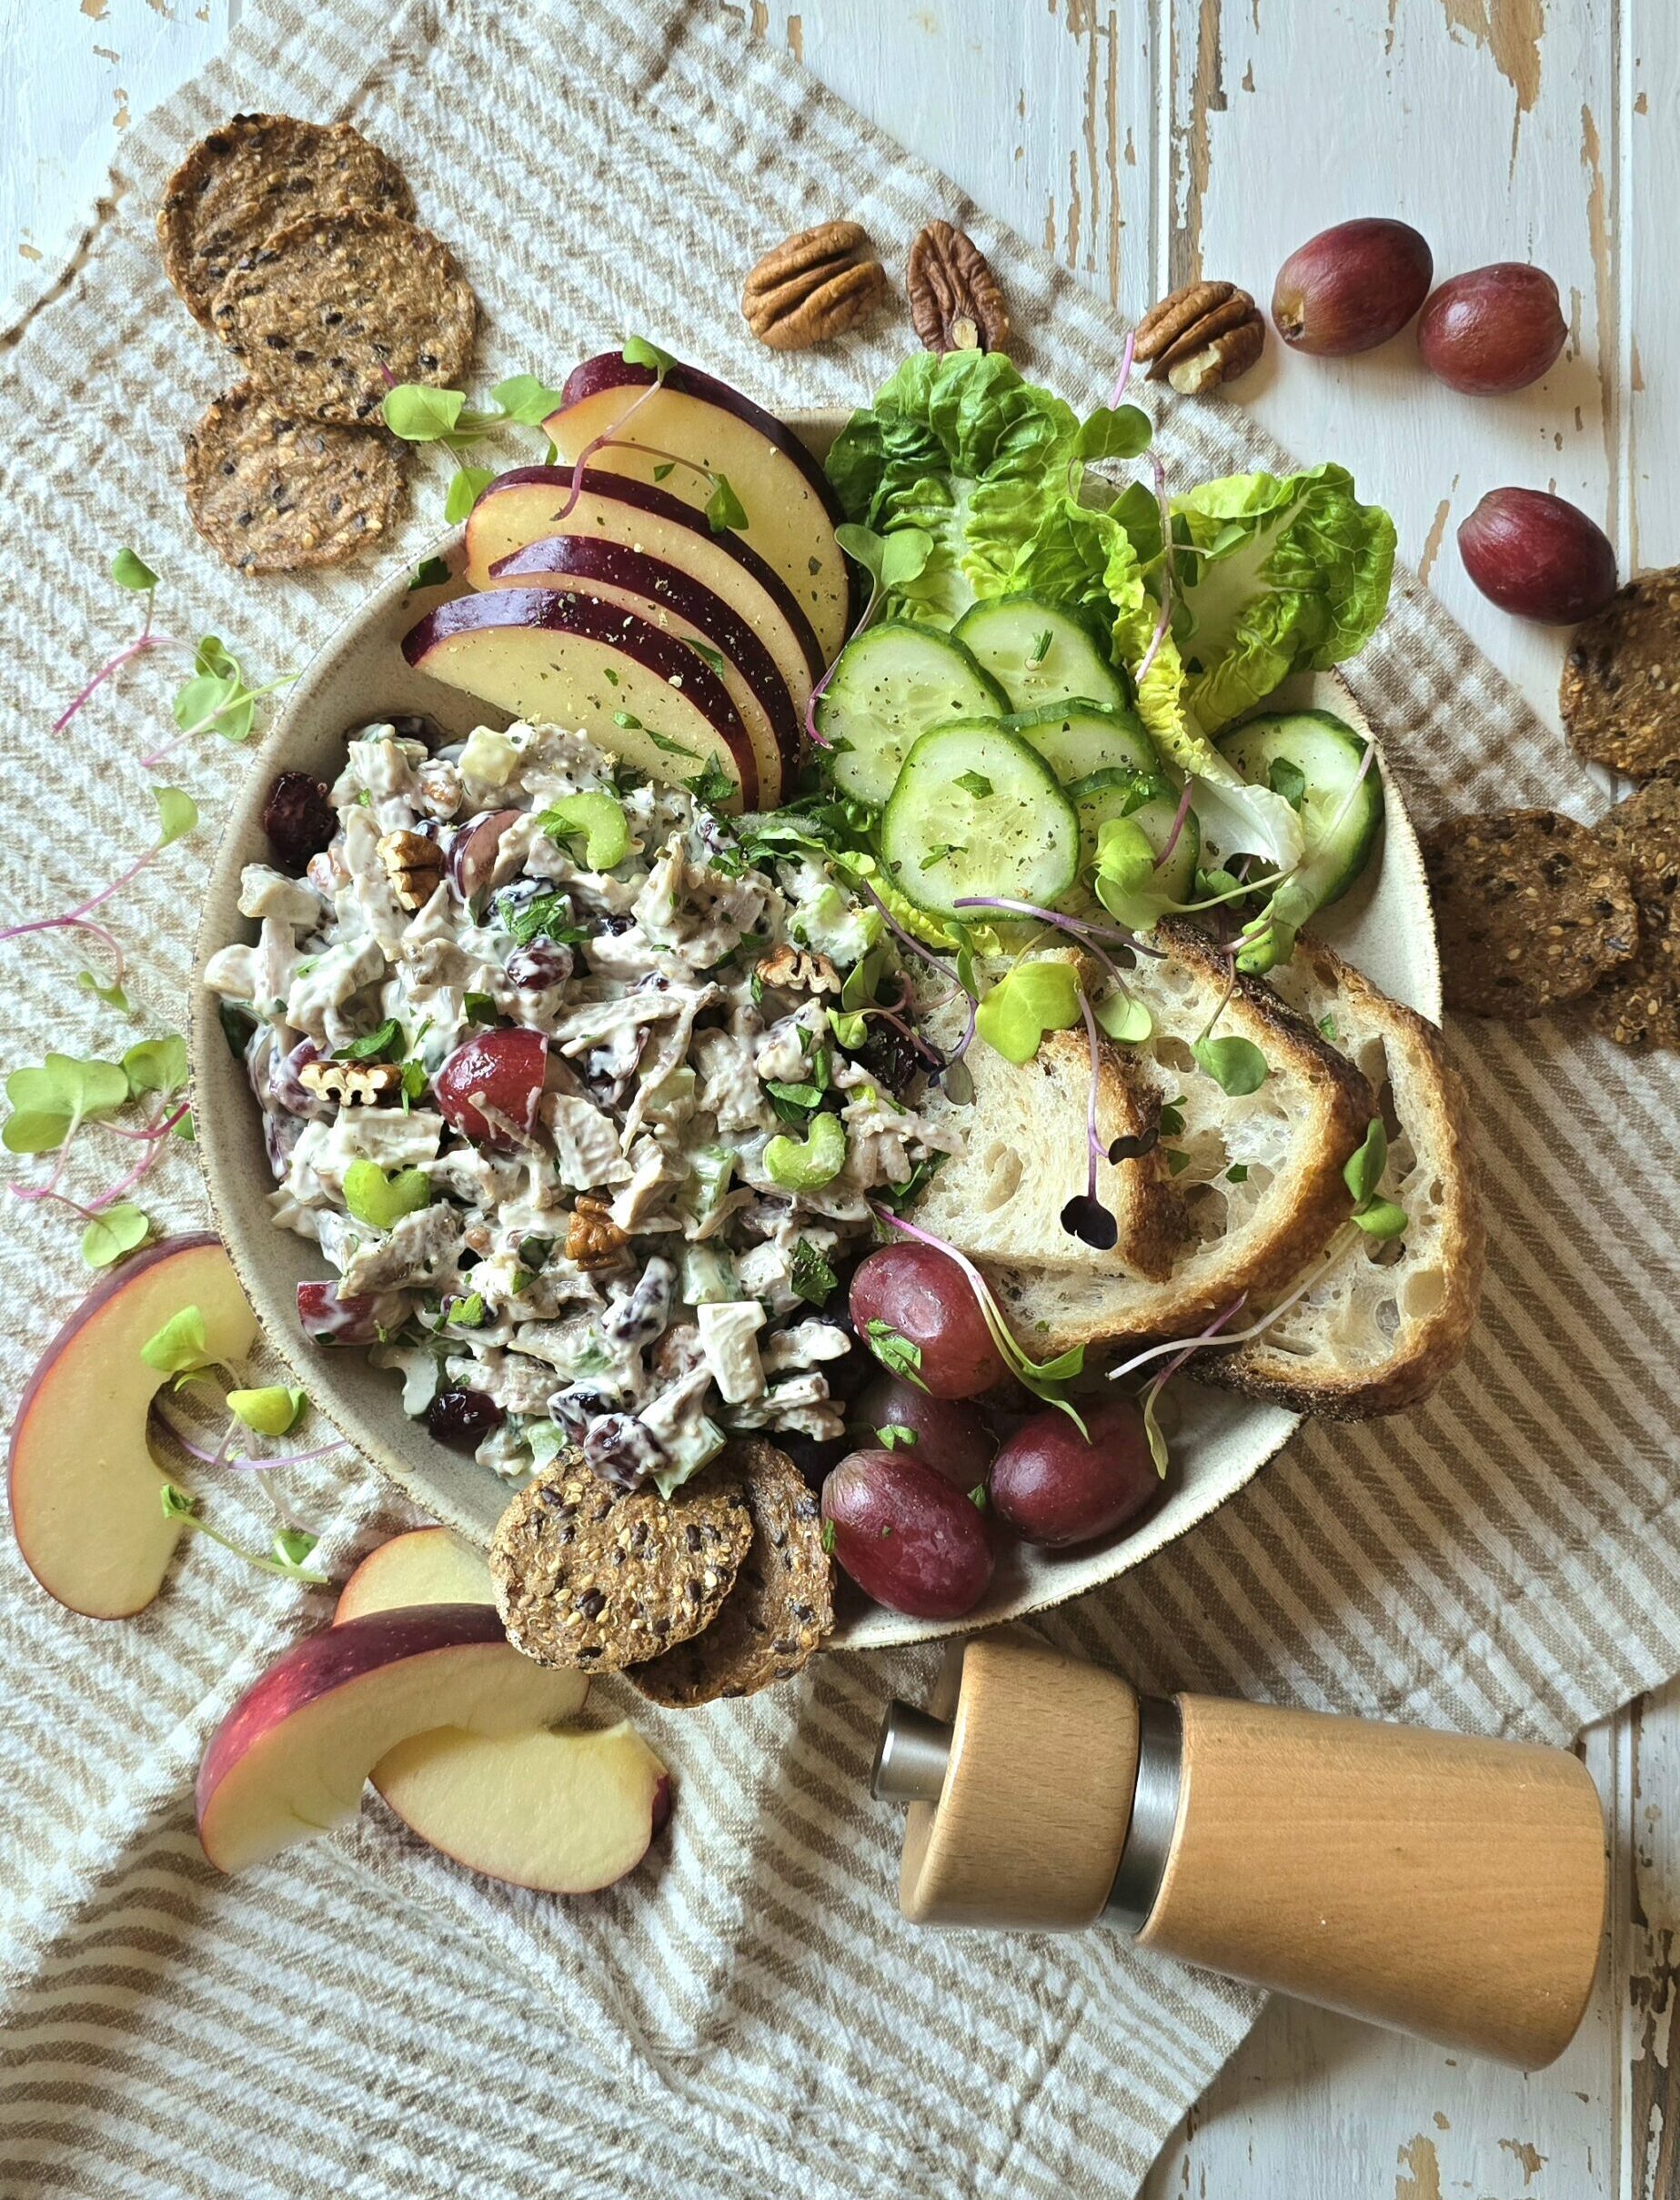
[3,2,1676,2194]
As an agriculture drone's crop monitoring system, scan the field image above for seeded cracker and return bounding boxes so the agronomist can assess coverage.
[1561,569,1680,778]
[1423,808,1638,1019]
[629,1441,833,1707]
[1583,772,1680,1049]
[489,1453,752,1673]
[183,381,407,573]
[210,209,478,428]
[158,114,415,330]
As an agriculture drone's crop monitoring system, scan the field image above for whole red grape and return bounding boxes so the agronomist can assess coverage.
[1417,263,1566,394]
[1272,217,1433,355]
[853,1373,995,1492]
[849,1242,1007,1399]
[1457,489,1617,623]
[821,1448,994,1619]
[435,1028,548,1148]
[990,1396,1160,1549]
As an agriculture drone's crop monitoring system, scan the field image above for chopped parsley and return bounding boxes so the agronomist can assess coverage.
[790,1239,839,1307]
[863,1318,928,1389]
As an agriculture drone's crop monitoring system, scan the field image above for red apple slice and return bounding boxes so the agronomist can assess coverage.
[546,353,857,661]
[196,1603,589,1873]
[464,467,822,711]
[402,589,757,810]
[490,535,799,802]
[372,1721,670,1895]
[335,1525,498,1620]
[330,1529,665,1891]
[10,1236,258,1620]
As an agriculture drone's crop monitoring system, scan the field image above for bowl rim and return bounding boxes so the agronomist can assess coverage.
[190,408,1439,1651]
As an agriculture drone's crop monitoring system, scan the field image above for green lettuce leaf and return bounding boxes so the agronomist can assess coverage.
[825,350,1148,628]
[1169,463,1396,731]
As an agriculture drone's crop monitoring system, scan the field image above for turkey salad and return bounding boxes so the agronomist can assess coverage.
[205,719,958,1494]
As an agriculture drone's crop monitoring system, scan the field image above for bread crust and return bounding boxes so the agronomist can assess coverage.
[1200,934,1485,1417]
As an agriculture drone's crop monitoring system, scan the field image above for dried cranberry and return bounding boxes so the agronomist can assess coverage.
[262,771,336,875]
[860,1020,935,1097]
[425,1388,504,1452]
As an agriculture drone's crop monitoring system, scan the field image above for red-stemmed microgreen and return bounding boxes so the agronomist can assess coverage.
[1152,779,1196,873]
[868,1201,1088,1428]
[1060,984,1120,1250]
[53,550,182,739]
[157,1484,329,1584]
[850,876,979,1058]
[4,1026,190,1263]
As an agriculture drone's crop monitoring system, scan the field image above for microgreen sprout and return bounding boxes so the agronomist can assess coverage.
[870,1203,1087,1428]
[381,372,569,520]
[1060,984,1120,1251]
[850,878,979,1058]
[1343,1117,1408,1238]
[809,524,935,749]
[158,1484,329,1585]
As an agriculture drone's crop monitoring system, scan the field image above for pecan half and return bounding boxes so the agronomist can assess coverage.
[566,1195,630,1272]
[742,222,888,352]
[908,221,1010,355]
[377,827,445,911]
[1133,281,1265,394]
[756,943,840,994]
[299,1058,403,1106]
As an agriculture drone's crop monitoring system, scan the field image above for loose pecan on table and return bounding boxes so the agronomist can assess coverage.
[742,222,888,351]
[1132,281,1265,395]
[907,220,1010,355]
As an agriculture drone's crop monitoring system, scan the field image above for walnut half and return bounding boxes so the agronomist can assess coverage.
[908,221,1010,355]
[377,828,445,911]
[566,1195,630,1273]
[299,1058,403,1106]
[756,943,840,994]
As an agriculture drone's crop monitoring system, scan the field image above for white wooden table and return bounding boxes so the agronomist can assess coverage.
[5,1,1676,2192]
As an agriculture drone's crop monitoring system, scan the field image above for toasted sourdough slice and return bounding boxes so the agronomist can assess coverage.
[920,921,1374,1353]
[1195,933,1485,1418]
[914,972,1187,1282]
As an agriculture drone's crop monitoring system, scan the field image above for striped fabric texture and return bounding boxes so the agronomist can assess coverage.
[1,1,1675,2193]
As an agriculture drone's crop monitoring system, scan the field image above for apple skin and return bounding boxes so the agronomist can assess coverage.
[488,533,800,795]
[464,467,824,696]
[9,1235,258,1620]
[196,1602,591,1874]
[548,352,860,655]
[334,1526,497,1620]
[402,585,759,810]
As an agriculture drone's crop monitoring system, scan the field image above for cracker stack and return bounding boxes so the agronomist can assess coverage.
[159,114,478,573]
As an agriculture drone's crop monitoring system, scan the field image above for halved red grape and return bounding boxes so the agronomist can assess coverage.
[1417,263,1565,394]
[436,1027,548,1148]
[990,1396,1159,1548]
[297,1278,407,1346]
[853,1373,995,1492]
[1456,489,1617,623]
[849,1242,1007,1400]
[447,808,523,901]
[1272,217,1433,355]
[821,1448,994,1619]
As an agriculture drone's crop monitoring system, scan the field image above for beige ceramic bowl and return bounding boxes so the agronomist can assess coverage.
[193,410,1439,1651]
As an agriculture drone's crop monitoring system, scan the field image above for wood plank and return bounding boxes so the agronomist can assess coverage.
[1161,0,1619,737]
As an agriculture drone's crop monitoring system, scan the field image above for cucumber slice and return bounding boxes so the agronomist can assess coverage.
[1009,701,1196,907]
[1216,709,1383,908]
[952,595,1126,712]
[1010,700,1165,800]
[815,621,1007,808]
[880,722,1081,920]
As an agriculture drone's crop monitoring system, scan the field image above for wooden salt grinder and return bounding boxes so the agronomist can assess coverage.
[872,1634,1606,2067]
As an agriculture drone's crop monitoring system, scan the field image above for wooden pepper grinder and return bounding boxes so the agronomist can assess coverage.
[872,1633,1606,2067]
